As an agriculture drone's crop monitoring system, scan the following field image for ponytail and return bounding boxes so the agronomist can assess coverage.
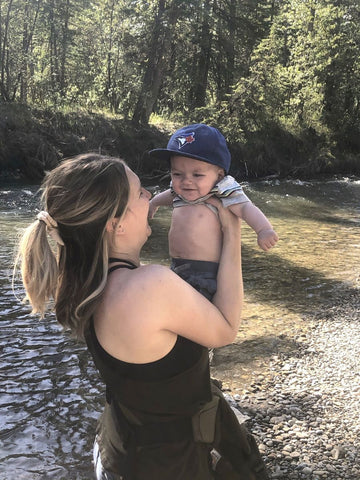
[14,153,130,339]
[15,219,60,317]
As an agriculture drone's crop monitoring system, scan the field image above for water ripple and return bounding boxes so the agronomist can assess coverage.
[1,177,359,478]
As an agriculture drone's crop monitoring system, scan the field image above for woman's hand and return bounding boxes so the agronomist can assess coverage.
[205,197,242,234]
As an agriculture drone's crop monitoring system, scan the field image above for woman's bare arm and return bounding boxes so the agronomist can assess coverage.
[150,199,242,347]
[98,200,243,361]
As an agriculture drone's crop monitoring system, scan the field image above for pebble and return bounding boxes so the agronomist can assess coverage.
[225,291,360,479]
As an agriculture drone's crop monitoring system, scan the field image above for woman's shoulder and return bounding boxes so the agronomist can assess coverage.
[139,262,168,272]
[135,263,181,292]
[101,264,175,319]
[138,262,172,279]
[126,264,191,310]
[117,263,177,294]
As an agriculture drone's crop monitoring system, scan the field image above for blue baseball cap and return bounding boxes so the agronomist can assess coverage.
[149,123,231,174]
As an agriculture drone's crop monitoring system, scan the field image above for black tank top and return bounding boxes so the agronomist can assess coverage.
[88,258,203,381]
[88,320,202,381]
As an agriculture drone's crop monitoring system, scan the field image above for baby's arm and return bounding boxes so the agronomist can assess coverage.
[229,202,278,251]
[149,188,173,219]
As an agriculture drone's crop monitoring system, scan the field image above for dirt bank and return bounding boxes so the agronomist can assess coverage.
[0,103,169,181]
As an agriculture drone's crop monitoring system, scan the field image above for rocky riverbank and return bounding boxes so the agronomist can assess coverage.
[220,289,360,479]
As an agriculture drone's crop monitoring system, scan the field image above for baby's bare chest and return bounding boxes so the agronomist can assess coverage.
[171,205,221,238]
[169,205,223,260]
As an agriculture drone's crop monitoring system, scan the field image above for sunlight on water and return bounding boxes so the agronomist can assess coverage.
[1,177,359,478]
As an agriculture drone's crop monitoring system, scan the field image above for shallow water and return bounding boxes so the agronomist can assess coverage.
[0,177,359,479]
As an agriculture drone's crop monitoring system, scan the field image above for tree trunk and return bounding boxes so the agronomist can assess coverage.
[132,0,178,125]
[0,0,13,101]
[191,0,212,108]
[49,0,59,101]
[20,2,29,102]
[59,0,70,98]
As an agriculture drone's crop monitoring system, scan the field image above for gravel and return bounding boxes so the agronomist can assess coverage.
[226,290,360,479]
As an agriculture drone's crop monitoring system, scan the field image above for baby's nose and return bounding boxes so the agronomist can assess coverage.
[182,176,192,184]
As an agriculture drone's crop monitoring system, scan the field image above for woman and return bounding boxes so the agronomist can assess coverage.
[16,153,268,479]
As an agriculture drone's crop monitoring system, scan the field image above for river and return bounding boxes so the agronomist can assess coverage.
[0,176,359,479]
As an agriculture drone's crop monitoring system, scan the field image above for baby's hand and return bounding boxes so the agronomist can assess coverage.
[148,201,159,220]
[257,229,279,251]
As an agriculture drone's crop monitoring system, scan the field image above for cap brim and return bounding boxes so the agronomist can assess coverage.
[148,148,218,166]
[148,148,174,161]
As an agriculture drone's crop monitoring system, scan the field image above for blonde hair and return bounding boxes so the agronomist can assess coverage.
[15,153,129,338]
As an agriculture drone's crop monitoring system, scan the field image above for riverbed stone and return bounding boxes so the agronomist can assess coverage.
[217,290,360,479]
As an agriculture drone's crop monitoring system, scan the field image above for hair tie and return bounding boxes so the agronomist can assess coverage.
[37,211,65,246]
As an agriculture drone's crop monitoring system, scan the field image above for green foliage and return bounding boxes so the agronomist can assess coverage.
[0,0,359,177]
[202,0,360,176]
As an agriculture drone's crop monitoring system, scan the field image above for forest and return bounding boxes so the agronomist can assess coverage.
[0,0,359,180]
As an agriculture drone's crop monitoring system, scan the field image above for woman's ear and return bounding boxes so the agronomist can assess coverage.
[105,219,115,233]
[116,224,125,234]
[106,218,125,234]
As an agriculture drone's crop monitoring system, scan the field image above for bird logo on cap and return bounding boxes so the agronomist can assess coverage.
[175,132,195,149]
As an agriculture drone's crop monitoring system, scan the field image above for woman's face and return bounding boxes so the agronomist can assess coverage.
[123,167,152,241]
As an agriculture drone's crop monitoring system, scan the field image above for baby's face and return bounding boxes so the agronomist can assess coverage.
[170,155,224,202]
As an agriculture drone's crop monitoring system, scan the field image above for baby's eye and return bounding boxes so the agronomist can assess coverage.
[172,172,181,177]
[194,173,205,177]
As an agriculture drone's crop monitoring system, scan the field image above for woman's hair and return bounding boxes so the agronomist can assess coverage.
[16,153,130,338]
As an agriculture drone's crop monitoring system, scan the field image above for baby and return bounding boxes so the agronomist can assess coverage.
[149,123,278,300]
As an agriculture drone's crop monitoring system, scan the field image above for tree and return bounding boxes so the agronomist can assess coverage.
[132,0,181,125]
[0,0,15,100]
[189,0,213,109]
[321,2,360,150]
[0,0,359,171]
[207,0,360,175]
